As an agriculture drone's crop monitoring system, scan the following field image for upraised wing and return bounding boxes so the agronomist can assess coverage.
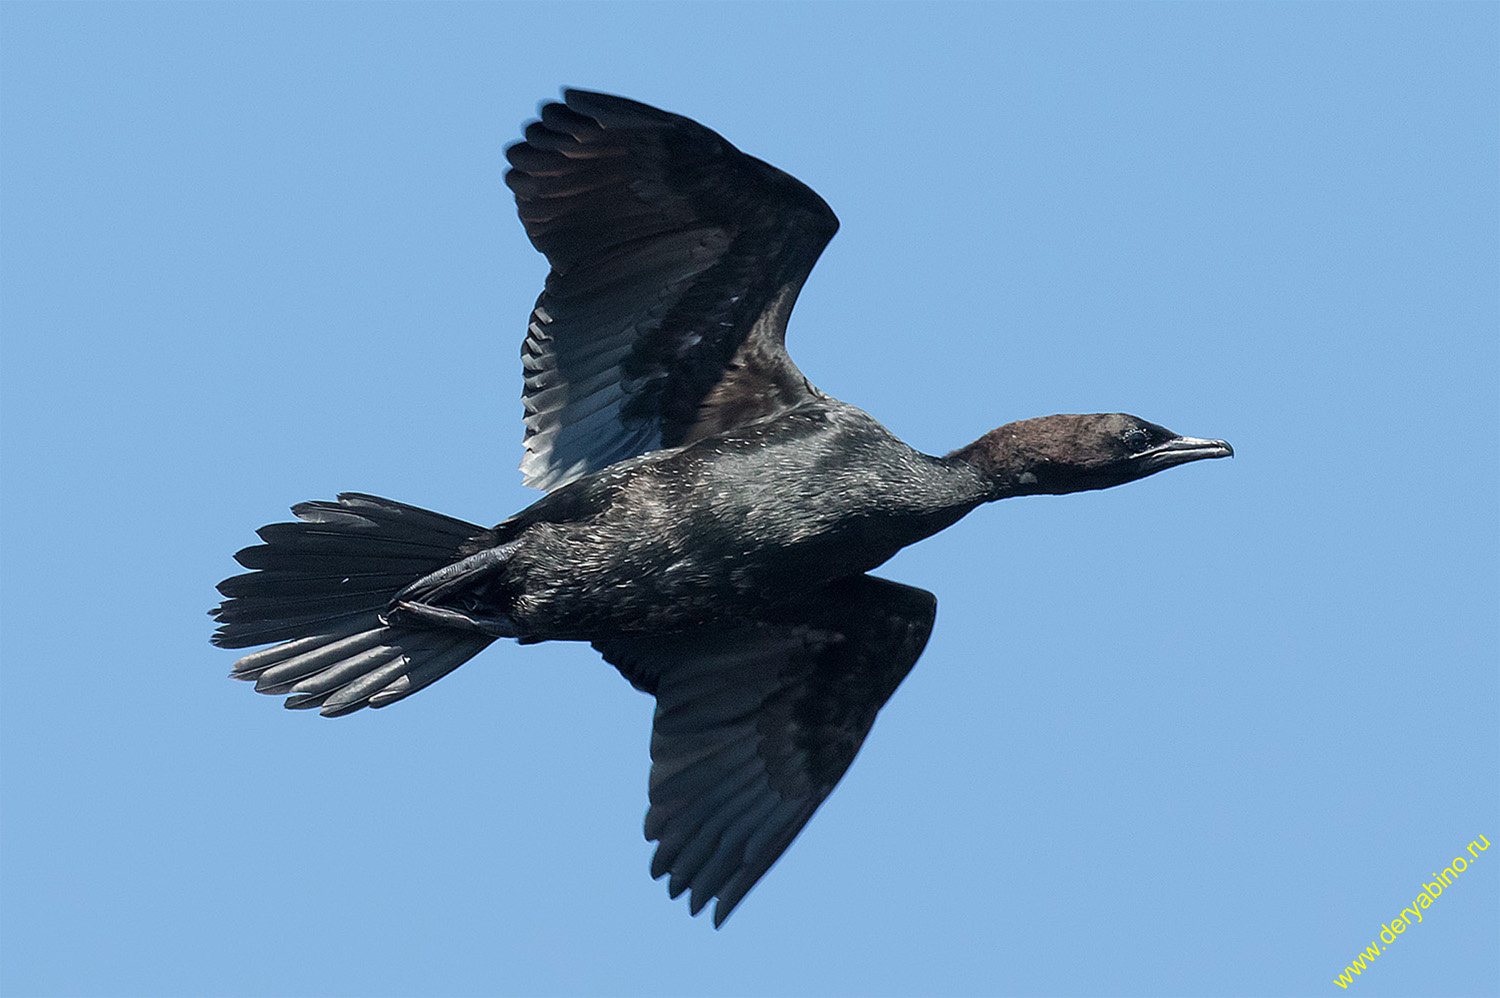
[505,89,840,490]
[593,575,936,926]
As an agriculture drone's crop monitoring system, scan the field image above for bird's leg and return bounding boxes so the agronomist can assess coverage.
[382,541,523,637]
[382,600,517,638]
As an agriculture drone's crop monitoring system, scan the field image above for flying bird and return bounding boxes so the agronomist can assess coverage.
[212,89,1232,927]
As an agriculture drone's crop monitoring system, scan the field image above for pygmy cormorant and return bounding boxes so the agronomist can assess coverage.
[212,90,1232,926]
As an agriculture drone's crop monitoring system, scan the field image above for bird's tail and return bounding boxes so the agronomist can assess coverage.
[211,493,498,717]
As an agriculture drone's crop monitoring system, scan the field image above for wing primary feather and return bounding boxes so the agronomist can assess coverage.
[687,793,783,916]
[649,757,761,879]
[667,784,765,901]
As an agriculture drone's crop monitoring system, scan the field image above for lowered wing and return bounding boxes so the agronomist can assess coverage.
[594,574,936,926]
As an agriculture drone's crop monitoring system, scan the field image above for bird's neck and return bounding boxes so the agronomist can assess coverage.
[941,425,1043,501]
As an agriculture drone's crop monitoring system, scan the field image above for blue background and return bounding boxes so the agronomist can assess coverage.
[3,4,1496,996]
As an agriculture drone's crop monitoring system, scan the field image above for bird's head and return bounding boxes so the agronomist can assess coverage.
[950,413,1233,497]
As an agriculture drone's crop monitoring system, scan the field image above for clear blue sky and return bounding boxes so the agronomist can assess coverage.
[3,4,1496,996]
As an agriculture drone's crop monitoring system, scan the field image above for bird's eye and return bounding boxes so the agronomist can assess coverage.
[1122,427,1152,452]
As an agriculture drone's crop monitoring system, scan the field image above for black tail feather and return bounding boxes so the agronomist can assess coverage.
[249,626,404,693]
[215,569,415,599]
[212,493,497,716]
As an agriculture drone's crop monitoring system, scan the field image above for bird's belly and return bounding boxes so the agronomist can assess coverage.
[499,510,889,637]
[499,492,962,640]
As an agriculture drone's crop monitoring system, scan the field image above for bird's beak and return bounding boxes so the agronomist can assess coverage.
[1131,436,1234,473]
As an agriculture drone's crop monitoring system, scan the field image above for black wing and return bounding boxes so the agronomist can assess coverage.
[505,89,840,490]
[593,575,936,927]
